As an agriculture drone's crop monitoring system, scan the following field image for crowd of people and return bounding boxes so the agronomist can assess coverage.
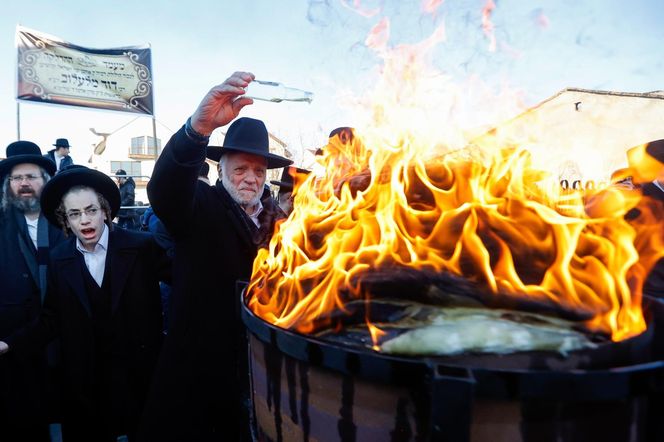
[0,70,662,441]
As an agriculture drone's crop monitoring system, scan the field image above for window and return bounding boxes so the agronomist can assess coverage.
[110,161,142,178]
[147,136,161,155]
[129,136,161,156]
[130,137,145,155]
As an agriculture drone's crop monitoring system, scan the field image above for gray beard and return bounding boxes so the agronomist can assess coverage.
[221,173,261,209]
[3,191,40,213]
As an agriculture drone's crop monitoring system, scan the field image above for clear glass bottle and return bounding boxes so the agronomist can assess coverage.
[245,80,314,104]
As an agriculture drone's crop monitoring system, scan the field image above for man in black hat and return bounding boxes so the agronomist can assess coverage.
[44,138,74,173]
[0,140,64,442]
[140,71,291,441]
[627,139,664,298]
[0,166,168,442]
[115,168,138,229]
[198,161,211,185]
[585,139,664,298]
[271,165,311,214]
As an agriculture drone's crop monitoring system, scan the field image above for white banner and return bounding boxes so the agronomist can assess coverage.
[16,26,154,115]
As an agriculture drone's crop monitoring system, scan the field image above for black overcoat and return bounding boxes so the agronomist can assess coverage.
[6,227,166,435]
[118,177,137,220]
[0,207,65,426]
[640,182,664,297]
[44,150,73,173]
[141,126,273,441]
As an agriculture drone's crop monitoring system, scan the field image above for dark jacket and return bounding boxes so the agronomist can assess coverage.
[0,207,65,427]
[44,150,73,173]
[140,126,284,441]
[118,177,137,219]
[5,228,168,438]
[140,206,174,258]
[639,182,664,298]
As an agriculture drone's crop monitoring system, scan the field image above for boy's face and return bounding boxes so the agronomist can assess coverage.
[63,188,107,251]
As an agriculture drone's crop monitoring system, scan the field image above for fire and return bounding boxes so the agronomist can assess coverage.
[481,0,497,52]
[247,13,664,346]
[367,321,386,351]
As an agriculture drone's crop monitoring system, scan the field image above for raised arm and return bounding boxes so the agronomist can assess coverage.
[147,71,255,236]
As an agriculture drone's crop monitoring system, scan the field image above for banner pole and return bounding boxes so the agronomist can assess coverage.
[152,116,159,155]
[16,101,21,140]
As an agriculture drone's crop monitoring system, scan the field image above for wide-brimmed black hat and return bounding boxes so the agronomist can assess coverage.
[0,141,56,179]
[270,166,311,191]
[41,166,121,226]
[53,138,72,149]
[329,127,354,142]
[206,146,223,163]
[219,117,292,169]
[314,126,355,156]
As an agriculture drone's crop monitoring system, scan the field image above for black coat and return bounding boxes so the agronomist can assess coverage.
[640,182,664,298]
[5,228,167,437]
[0,207,65,426]
[141,126,284,441]
[44,150,73,173]
[118,177,137,219]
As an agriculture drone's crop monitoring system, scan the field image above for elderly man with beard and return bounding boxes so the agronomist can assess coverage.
[140,71,291,441]
[0,141,64,442]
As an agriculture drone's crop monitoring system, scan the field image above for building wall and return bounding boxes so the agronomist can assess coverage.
[474,89,664,188]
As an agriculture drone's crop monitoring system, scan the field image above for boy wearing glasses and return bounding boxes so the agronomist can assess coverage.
[0,166,168,442]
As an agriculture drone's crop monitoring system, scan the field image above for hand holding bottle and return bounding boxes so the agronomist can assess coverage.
[190,71,255,136]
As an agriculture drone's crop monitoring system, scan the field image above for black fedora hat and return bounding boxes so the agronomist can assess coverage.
[40,166,121,227]
[328,126,354,141]
[220,117,292,169]
[646,139,664,163]
[270,166,311,191]
[206,145,223,163]
[0,140,56,179]
[314,126,355,156]
[53,138,72,149]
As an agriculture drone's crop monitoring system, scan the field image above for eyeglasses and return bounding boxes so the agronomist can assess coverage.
[8,174,43,183]
[66,207,101,221]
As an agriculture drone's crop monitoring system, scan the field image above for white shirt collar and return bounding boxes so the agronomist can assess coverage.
[247,200,263,228]
[75,223,109,254]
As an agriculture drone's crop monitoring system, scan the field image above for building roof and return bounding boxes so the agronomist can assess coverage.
[474,87,664,184]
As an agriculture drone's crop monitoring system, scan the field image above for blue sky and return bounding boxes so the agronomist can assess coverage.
[1,0,662,165]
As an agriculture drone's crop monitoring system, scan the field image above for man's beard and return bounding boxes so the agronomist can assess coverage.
[3,189,41,213]
[221,173,262,208]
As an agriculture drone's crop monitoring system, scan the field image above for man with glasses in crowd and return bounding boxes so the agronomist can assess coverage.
[0,141,64,442]
[0,165,169,442]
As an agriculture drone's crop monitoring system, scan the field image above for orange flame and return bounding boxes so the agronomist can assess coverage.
[367,321,386,351]
[365,17,390,52]
[247,21,664,345]
[422,0,444,15]
[481,0,497,52]
[340,0,381,18]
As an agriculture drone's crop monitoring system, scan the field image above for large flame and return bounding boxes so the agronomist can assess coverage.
[247,16,664,344]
